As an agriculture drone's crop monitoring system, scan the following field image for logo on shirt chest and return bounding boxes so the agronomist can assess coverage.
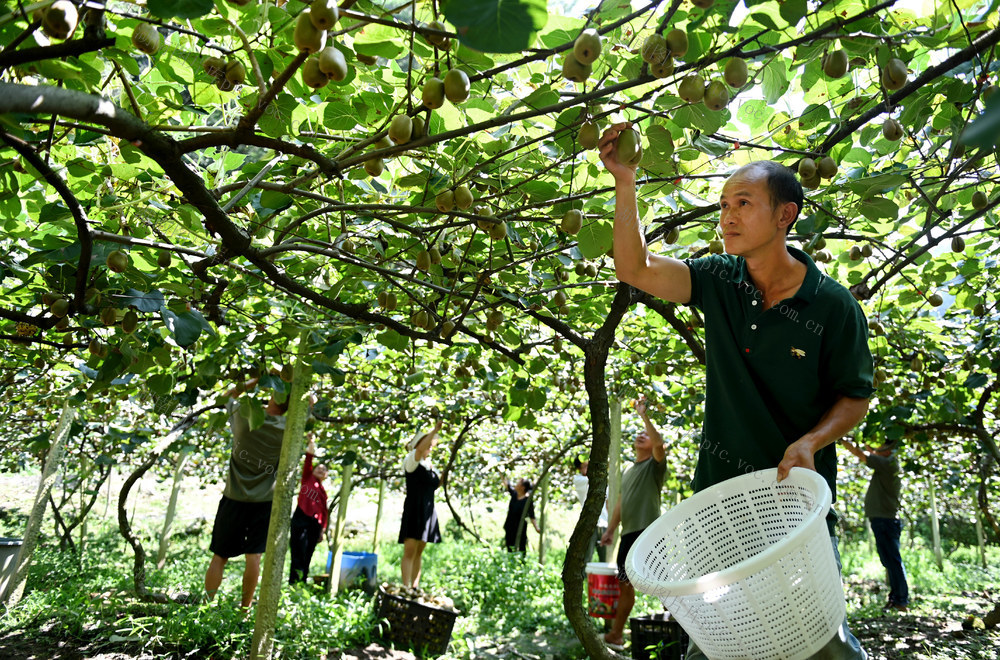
[790,347,806,359]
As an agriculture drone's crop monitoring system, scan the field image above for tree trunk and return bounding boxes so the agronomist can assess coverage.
[607,397,623,560]
[371,471,386,555]
[2,401,75,606]
[537,473,548,565]
[157,449,191,570]
[250,331,313,660]
[325,461,355,597]
[927,476,943,571]
[562,283,635,660]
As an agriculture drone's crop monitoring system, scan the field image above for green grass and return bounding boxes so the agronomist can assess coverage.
[1,521,997,659]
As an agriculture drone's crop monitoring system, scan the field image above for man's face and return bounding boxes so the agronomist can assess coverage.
[633,430,651,451]
[579,461,589,476]
[718,171,789,257]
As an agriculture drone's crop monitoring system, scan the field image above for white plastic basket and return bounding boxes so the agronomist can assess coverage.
[625,468,845,660]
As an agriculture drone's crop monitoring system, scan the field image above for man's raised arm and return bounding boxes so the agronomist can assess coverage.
[599,122,694,304]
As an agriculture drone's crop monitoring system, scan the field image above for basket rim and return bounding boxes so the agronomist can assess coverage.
[378,586,460,615]
[625,467,831,597]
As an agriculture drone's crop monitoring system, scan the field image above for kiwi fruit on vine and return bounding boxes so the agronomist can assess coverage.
[488,221,508,241]
[578,121,600,149]
[89,339,108,358]
[973,302,986,317]
[882,117,903,141]
[225,60,246,85]
[436,190,455,212]
[443,69,470,104]
[561,209,583,234]
[586,263,598,277]
[203,56,227,78]
[318,46,347,81]
[416,249,432,271]
[849,245,862,261]
[928,293,943,307]
[572,28,602,66]
[309,0,339,30]
[562,54,592,83]
[553,291,568,307]
[817,156,838,179]
[665,227,680,244]
[861,244,873,258]
[972,190,988,210]
[294,12,327,53]
[651,57,675,79]
[664,29,688,58]
[798,157,817,179]
[426,20,449,47]
[454,185,474,209]
[385,292,398,311]
[106,250,129,273]
[692,0,715,7]
[428,246,442,264]
[821,50,848,78]
[575,262,587,276]
[122,310,139,334]
[641,34,667,65]
[486,310,503,331]
[616,126,643,166]
[42,291,59,306]
[709,238,724,254]
[881,57,907,91]
[703,80,729,111]
[411,115,426,140]
[100,307,118,326]
[356,50,377,65]
[388,115,412,144]
[302,56,329,88]
[364,158,384,177]
[43,1,78,40]
[50,298,70,317]
[440,320,456,339]
[678,74,706,103]
[724,58,748,88]
[422,77,445,109]
[411,310,429,330]
[132,23,161,55]
[951,236,965,252]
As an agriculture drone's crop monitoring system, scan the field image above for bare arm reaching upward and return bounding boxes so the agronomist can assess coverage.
[599,122,693,304]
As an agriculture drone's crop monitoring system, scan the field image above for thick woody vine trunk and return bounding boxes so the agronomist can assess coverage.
[250,330,313,660]
[562,284,636,660]
[537,474,548,565]
[927,476,943,571]
[607,398,623,560]
[2,401,74,606]
[371,469,386,554]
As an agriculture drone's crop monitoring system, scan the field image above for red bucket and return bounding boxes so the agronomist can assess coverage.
[585,562,619,619]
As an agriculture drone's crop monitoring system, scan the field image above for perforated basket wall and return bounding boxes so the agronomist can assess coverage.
[376,588,458,657]
[625,468,845,660]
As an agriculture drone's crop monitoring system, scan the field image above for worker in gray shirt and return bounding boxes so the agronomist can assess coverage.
[842,437,909,611]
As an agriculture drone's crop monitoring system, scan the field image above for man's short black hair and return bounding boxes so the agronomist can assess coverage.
[734,161,804,234]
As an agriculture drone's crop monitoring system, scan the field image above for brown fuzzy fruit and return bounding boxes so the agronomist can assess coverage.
[203,57,227,78]
[951,236,965,252]
[43,1,79,40]
[822,50,848,78]
[302,56,329,88]
[650,57,675,79]
[703,80,730,111]
[817,156,838,179]
[664,29,688,58]
[798,158,817,179]
[426,20,449,47]
[882,57,907,91]
[578,121,600,149]
[723,58,748,88]
[454,185,474,210]
[562,54,592,83]
[422,77,445,109]
[106,250,129,273]
[318,46,347,81]
[641,34,667,65]
[50,298,70,317]
[388,115,412,144]
[882,118,903,141]
[678,74,706,103]
[436,190,455,212]
[364,158,384,177]
[573,29,602,66]
[443,69,470,104]
[561,209,583,234]
[225,60,246,85]
[972,190,988,210]
[309,0,339,31]
[616,126,643,166]
[488,221,508,241]
[294,12,326,53]
[132,23,161,55]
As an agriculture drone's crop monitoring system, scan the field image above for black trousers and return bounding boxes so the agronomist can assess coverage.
[289,508,323,584]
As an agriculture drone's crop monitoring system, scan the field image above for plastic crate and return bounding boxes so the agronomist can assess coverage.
[376,587,458,657]
[630,613,688,660]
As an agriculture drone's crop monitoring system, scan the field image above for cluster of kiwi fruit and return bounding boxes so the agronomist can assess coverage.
[641,29,686,79]
[797,155,838,189]
[295,1,347,89]
[202,55,246,91]
[562,29,603,83]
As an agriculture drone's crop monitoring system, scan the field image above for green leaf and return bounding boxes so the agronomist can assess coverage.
[761,60,789,105]
[122,288,165,313]
[578,220,612,259]
[147,0,214,19]
[962,96,1000,148]
[161,309,213,347]
[442,0,548,53]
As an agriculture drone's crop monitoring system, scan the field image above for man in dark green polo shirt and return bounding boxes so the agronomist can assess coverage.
[600,124,873,659]
[842,437,909,611]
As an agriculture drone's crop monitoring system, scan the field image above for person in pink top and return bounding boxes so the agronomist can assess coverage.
[289,437,329,584]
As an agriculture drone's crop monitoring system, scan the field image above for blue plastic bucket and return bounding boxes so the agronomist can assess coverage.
[327,550,378,592]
